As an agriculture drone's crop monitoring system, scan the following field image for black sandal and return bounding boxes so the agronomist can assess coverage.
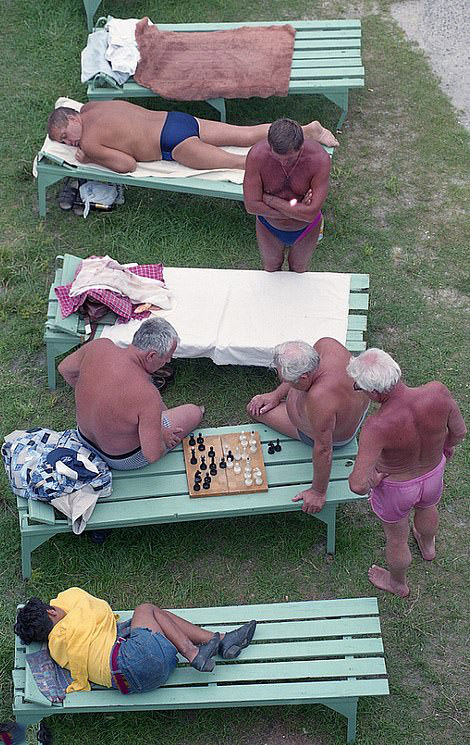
[219,620,257,659]
[190,633,220,672]
[58,178,78,210]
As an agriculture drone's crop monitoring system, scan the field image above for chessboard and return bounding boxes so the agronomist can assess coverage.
[183,430,268,498]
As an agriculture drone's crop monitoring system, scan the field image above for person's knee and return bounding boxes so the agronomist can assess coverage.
[135,603,159,615]
[189,404,204,424]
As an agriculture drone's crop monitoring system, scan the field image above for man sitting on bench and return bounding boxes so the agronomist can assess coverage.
[14,587,257,693]
[59,317,204,470]
[247,338,369,513]
[47,100,339,173]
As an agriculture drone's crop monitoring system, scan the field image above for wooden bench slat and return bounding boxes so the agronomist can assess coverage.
[290,67,365,80]
[188,637,385,661]
[291,58,363,69]
[153,21,362,31]
[293,49,361,60]
[168,657,387,686]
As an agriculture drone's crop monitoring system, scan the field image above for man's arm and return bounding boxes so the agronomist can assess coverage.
[443,395,467,458]
[292,408,335,513]
[263,152,331,222]
[243,147,289,219]
[77,142,137,173]
[137,397,166,463]
[247,382,290,417]
[349,422,387,494]
[58,345,89,388]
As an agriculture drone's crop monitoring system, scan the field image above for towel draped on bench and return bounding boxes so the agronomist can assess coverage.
[134,18,296,100]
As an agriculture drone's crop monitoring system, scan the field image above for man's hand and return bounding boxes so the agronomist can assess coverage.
[76,147,91,164]
[443,446,455,460]
[162,424,183,451]
[292,487,326,514]
[247,392,280,417]
[367,470,388,490]
[302,189,313,206]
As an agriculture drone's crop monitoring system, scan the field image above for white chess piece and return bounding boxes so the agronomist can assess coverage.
[234,464,241,474]
[234,447,241,461]
[244,477,253,486]
[226,459,234,469]
[255,476,263,485]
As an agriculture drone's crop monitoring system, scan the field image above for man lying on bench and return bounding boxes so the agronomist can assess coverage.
[15,587,257,693]
[47,100,339,173]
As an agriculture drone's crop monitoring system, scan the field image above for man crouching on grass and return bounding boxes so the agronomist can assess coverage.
[15,588,256,694]
[347,348,466,598]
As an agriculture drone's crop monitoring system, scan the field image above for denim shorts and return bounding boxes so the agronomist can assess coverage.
[110,627,178,694]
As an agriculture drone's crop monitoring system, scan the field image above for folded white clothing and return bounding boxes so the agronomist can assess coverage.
[70,255,174,310]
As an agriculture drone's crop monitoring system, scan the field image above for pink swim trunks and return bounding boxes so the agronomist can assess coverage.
[369,454,446,523]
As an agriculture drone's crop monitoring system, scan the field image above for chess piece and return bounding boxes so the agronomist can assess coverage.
[198,442,206,452]
[208,446,215,459]
[202,480,210,490]
[267,441,275,455]
[234,463,241,474]
[244,477,253,486]
[193,482,201,492]
[210,467,217,477]
[194,471,202,483]
[200,456,207,470]
[227,450,234,461]
[188,433,196,446]
[250,443,257,453]
[241,447,248,460]
[226,458,234,469]
[219,457,227,469]
[234,447,241,461]
[190,449,197,465]
[249,432,257,445]
[255,476,263,485]
[274,438,282,452]
[239,431,246,441]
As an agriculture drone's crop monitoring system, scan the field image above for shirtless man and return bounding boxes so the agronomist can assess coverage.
[47,101,338,174]
[347,348,466,598]
[58,317,204,470]
[247,338,369,513]
[243,118,334,272]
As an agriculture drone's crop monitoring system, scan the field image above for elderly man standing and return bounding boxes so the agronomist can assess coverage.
[347,348,466,597]
[243,118,335,272]
[58,318,204,470]
[247,338,369,513]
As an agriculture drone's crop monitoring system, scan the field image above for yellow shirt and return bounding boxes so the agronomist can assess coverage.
[48,587,118,692]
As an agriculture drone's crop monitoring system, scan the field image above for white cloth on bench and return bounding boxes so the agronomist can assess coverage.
[34,97,246,183]
[100,267,351,366]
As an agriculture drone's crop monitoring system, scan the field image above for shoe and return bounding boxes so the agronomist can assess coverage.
[190,633,220,672]
[58,178,78,210]
[88,529,110,544]
[219,620,257,659]
[151,363,175,392]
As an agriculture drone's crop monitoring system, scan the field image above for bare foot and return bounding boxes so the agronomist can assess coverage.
[412,526,436,561]
[368,565,409,598]
[304,121,339,147]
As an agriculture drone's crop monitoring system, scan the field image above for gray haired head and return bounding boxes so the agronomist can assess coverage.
[346,348,401,393]
[273,341,320,382]
[267,118,304,154]
[132,318,179,356]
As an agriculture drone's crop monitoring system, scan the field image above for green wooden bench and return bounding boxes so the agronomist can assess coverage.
[13,596,389,743]
[87,19,364,130]
[83,0,102,30]
[44,254,369,389]
[17,423,366,579]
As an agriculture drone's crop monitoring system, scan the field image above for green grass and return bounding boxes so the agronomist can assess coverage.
[1,1,469,743]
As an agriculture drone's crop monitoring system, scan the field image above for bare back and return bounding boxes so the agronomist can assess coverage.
[286,338,369,441]
[75,339,162,454]
[80,101,166,162]
[363,382,463,480]
[246,140,330,230]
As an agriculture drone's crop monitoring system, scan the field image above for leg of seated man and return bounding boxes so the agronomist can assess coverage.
[163,404,204,442]
[256,219,286,271]
[287,220,322,273]
[250,400,299,439]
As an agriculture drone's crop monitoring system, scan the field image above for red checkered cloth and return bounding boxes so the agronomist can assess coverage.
[55,262,165,323]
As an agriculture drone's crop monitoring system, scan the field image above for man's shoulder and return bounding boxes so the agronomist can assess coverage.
[247,140,270,160]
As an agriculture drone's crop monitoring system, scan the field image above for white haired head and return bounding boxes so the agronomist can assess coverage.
[347,348,401,393]
[273,341,320,382]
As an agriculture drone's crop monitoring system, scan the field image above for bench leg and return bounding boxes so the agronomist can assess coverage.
[206,97,227,122]
[312,503,337,554]
[21,533,54,579]
[323,91,349,130]
[83,0,102,31]
[46,342,57,390]
[37,170,64,218]
[325,697,358,743]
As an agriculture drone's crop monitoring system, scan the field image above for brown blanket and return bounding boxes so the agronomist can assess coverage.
[134,19,295,100]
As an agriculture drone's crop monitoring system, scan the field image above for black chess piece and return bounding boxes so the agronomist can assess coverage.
[190,448,197,465]
[196,433,204,444]
[274,438,282,452]
[188,433,196,446]
[194,471,202,483]
[200,456,207,470]
[198,441,206,451]
[219,457,227,469]
[209,467,217,477]
[202,481,210,490]
[193,482,201,492]
[208,446,215,458]
[267,441,275,455]
[227,450,234,461]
